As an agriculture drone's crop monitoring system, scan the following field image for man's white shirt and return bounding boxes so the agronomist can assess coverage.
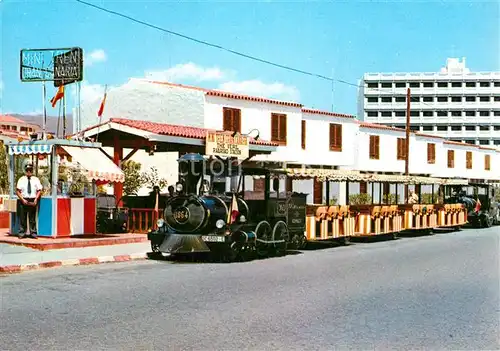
[16,176,43,198]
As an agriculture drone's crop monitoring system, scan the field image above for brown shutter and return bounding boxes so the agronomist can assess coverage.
[301,120,306,149]
[447,150,454,168]
[233,109,241,133]
[336,124,342,150]
[485,155,491,170]
[373,136,380,159]
[330,124,342,151]
[271,114,279,142]
[223,108,232,131]
[466,151,472,169]
[279,115,287,144]
[427,143,436,164]
[369,136,374,158]
[313,177,322,204]
[360,181,368,194]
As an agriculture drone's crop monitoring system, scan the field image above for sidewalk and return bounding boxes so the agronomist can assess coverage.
[0,241,153,274]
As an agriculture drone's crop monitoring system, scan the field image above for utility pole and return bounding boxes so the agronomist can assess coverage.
[405,88,411,199]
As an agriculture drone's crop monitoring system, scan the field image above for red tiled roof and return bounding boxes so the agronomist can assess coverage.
[413,132,446,140]
[301,108,355,119]
[478,146,499,152]
[143,80,303,108]
[443,140,479,148]
[358,121,406,133]
[0,115,25,124]
[109,118,278,146]
[0,130,29,140]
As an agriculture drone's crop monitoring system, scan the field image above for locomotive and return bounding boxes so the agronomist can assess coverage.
[147,153,307,261]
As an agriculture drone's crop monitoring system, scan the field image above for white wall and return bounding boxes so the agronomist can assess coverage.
[409,135,444,176]
[355,127,406,173]
[300,113,358,167]
[78,79,206,133]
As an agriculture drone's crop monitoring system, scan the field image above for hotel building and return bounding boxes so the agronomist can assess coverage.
[358,58,500,147]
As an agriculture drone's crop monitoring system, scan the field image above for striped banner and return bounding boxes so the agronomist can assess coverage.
[9,144,52,155]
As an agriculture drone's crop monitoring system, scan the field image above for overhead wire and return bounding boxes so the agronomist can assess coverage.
[75,0,441,110]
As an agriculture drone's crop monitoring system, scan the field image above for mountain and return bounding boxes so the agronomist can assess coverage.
[9,114,74,135]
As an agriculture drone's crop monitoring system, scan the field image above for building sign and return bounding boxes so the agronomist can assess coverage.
[20,47,83,84]
[205,131,249,159]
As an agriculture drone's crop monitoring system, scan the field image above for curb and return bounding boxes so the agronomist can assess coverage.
[0,253,149,274]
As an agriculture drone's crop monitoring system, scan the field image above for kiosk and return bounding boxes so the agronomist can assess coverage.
[6,139,125,237]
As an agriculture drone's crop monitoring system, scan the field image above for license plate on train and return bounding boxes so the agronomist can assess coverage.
[201,235,225,243]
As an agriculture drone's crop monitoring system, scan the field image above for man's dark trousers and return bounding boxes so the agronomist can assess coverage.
[18,198,37,235]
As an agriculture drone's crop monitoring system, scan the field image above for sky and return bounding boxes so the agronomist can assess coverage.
[0,0,498,118]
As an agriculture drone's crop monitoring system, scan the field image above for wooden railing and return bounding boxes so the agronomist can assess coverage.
[127,208,164,233]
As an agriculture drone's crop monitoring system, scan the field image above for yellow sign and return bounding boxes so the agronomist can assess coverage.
[205,131,249,159]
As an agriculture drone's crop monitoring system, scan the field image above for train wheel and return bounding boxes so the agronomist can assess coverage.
[255,221,272,257]
[272,221,288,256]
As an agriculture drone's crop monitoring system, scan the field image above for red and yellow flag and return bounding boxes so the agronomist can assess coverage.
[97,91,107,117]
[50,86,64,108]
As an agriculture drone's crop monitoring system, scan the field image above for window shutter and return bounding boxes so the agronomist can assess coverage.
[271,114,279,141]
[466,151,472,169]
[485,155,491,170]
[330,124,335,149]
[447,150,454,168]
[375,136,380,159]
[233,110,241,133]
[223,108,232,131]
[369,136,374,158]
[336,125,342,150]
[301,120,306,149]
[279,115,287,143]
[313,178,322,204]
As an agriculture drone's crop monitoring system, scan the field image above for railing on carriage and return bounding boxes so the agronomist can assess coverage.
[127,208,164,233]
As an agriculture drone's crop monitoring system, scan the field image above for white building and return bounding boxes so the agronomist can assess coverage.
[79,78,500,203]
[358,58,500,147]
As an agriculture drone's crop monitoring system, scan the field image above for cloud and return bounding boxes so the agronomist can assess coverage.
[145,62,230,83]
[70,80,107,104]
[218,79,300,101]
[85,49,107,67]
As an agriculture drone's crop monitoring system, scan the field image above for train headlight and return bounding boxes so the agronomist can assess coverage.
[239,215,246,223]
[157,219,165,228]
[216,219,225,229]
[176,183,183,192]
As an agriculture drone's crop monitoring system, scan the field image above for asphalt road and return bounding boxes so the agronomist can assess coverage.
[1,227,499,351]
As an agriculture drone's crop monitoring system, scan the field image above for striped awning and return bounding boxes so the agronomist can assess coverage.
[282,168,365,182]
[8,144,52,155]
[60,146,125,183]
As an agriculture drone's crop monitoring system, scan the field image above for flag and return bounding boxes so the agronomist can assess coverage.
[97,91,107,117]
[226,194,239,224]
[475,198,481,213]
[50,86,64,108]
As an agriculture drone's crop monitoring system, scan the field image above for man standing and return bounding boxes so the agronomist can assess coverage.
[16,162,42,238]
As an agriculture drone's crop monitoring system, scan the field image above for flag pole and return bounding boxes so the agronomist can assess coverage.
[62,86,67,138]
[96,84,107,143]
[42,81,47,140]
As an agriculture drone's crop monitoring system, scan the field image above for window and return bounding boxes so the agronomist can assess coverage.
[271,113,287,145]
[423,111,433,117]
[437,126,448,131]
[451,96,461,102]
[223,107,241,133]
[381,111,392,117]
[397,138,406,160]
[447,150,454,168]
[395,82,406,88]
[494,111,500,117]
[381,97,392,103]
[369,135,380,159]
[367,111,378,117]
[451,82,462,88]
[367,82,378,88]
[395,97,406,103]
[466,151,472,169]
[437,82,448,88]
[479,111,490,117]
[465,82,476,88]
[423,82,433,88]
[367,97,378,103]
[395,111,406,117]
[451,125,461,131]
[494,82,500,87]
[329,124,342,152]
[479,125,490,131]
[381,83,392,88]
[495,97,500,102]
[409,82,420,88]
[423,125,433,131]
[485,155,491,171]
[301,120,306,149]
[423,96,433,102]
[479,140,490,145]
[410,111,419,117]
[465,96,475,102]
[465,111,475,117]
[437,111,447,117]
[411,96,420,103]
[479,82,490,87]
[494,126,500,131]
[465,125,475,131]
[479,96,490,102]
[451,111,462,117]
[427,143,436,164]
[437,96,448,102]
